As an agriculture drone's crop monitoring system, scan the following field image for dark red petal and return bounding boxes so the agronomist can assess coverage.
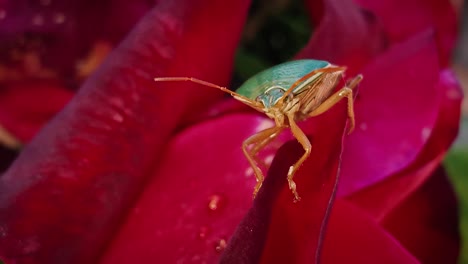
[321,199,419,264]
[221,92,349,263]
[354,0,458,66]
[338,30,444,196]
[100,114,273,263]
[347,69,462,218]
[0,146,18,174]
[0,80,73,142]
[381,167,460,264]
[0,0,154,77]
[299,0,387,74]
[0,0,250,263]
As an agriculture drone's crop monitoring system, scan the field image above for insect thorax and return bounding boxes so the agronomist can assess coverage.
[255,86,289,108]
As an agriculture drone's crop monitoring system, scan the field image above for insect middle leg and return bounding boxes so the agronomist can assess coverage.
[308,75,362,133]
[286,112,312,202]
[242,126,284,199]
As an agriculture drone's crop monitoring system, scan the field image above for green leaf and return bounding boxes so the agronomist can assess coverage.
[444,149,468,264]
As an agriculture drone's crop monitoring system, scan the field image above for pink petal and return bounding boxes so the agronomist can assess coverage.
[300,0,387,74]
[347,69,462,219]
[338,30,444,196]
[321,199,419,264]
[101,114,271,263]
[354,0,458,66]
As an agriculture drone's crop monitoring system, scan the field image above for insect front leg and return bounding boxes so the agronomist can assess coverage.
[286,112,312,202]
[242,126,283,199]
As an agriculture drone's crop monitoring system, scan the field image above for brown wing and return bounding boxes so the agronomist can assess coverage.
[295,71,343,115]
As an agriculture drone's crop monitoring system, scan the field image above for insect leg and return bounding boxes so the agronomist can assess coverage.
[251,127,283,169]
[286,113,312,202]
[308,75,362,134]
[242,126,284,199]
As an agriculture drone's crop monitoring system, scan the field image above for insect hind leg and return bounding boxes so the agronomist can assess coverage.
[242,126,283,199]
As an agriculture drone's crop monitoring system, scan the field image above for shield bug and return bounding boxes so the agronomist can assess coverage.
[154,59,362,202]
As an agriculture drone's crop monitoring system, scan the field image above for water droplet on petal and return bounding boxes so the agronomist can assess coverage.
[421,126,431,141]
[264,154,274,166]
[32,14,44,26]
[0,10,6,20]
[359,123,368,131]
[208,194,224,211]
[198,226,209,239]
[40,0,52,6]
[53,12,66,24]
[215,238,227,253]
[244,167,253,177]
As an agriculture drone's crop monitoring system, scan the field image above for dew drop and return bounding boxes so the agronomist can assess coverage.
[198,226,209,239]
[53,13,66,24]
[40,0,51,6]
[32,14,44,26]
[244,167,253,177]
[264,154,274,166]
[421,127,431,141]
[0,10,6,20]
[0,226,7,237]
[208,194,223,211]
[359,123,368,131]
[215,238,227,253]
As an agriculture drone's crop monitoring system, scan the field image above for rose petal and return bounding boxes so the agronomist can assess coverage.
[381,167,460,263]
[321,199,419,264]
[0,80,73,142]
[347,69,462,219]
[300,0,387,74]
[100,114,273,263]
[0,146,18,174]
[354,0,458,66]
[0,0,250,263]
[338,30,442,196]
[0,0,154,77]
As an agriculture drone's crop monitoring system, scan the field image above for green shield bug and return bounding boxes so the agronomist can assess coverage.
[154,59,362,202]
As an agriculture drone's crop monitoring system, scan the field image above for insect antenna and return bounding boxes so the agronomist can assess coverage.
[154,77,237,96]
[154,77,262,109]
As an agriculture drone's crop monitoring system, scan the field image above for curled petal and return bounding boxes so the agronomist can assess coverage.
[0,0,250,263]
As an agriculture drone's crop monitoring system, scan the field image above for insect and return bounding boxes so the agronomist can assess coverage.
[154,59,362,202]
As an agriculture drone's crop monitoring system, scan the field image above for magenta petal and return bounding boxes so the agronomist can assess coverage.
[101,114,273,263]
[322,199,419,264]
[354,0,458,66]
[0,0,250,263]
[338,30,442,196]
[382,167,460,264]
[348,69,462,218]
[299,0,386,73]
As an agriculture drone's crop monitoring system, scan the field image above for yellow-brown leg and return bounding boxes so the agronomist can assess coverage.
[251,127,283,168]
[308,74,362,134]
[286,113,312,202]
[242,126,284,199]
